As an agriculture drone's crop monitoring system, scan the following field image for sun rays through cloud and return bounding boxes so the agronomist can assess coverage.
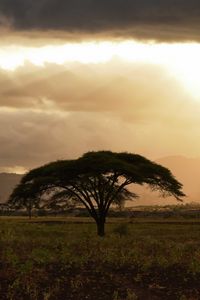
[1,40,200,99]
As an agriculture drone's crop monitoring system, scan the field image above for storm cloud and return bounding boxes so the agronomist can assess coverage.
[0,0,200,41]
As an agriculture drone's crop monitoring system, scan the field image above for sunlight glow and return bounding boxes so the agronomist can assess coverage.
[0,100,70,117]
[1,40,200,99]
[0,166,27,174]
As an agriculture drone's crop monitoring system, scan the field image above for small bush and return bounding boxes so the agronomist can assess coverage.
[113,223,129,237]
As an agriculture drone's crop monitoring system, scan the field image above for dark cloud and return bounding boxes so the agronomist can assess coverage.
[0,109,145,170]
[0,0,200,41]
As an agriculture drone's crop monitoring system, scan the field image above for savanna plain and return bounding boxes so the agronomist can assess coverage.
[1,216,200,300]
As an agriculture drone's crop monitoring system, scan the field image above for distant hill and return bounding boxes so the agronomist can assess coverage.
[131,156,200,206]
[0,173,22,203]
[156,156,200,203]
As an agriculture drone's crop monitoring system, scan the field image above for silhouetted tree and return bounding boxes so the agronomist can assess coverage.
[8,181,43,219]
[0,203,10,215]
[8,151,185,235]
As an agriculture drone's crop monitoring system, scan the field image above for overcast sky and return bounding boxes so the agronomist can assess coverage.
[0,1,200,174]
[1,0,200,41]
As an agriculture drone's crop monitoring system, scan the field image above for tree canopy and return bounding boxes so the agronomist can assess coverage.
[8,151,185,235]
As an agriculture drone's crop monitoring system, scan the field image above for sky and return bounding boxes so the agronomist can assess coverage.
[1,0,200,174]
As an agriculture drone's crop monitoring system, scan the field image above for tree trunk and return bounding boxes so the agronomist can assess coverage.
[28,208,32,219]
[96,216,105,237]
[85,204,106,236]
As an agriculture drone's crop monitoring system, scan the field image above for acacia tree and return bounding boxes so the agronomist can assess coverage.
[8,151,185,235]
[8,180,44,219]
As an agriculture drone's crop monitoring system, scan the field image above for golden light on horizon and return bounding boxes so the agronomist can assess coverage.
[1,166,28,174]
[1,40,200,99]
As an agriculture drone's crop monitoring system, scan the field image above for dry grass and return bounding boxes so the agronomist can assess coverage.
[1,217,200,299]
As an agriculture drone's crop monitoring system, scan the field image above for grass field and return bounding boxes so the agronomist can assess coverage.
[1,217,200,299]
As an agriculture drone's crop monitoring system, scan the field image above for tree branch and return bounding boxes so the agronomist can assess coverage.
[70,182,98,220]
[104,178,131,213]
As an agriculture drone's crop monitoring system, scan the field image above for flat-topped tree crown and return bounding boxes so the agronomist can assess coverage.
[8,151,185,235]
